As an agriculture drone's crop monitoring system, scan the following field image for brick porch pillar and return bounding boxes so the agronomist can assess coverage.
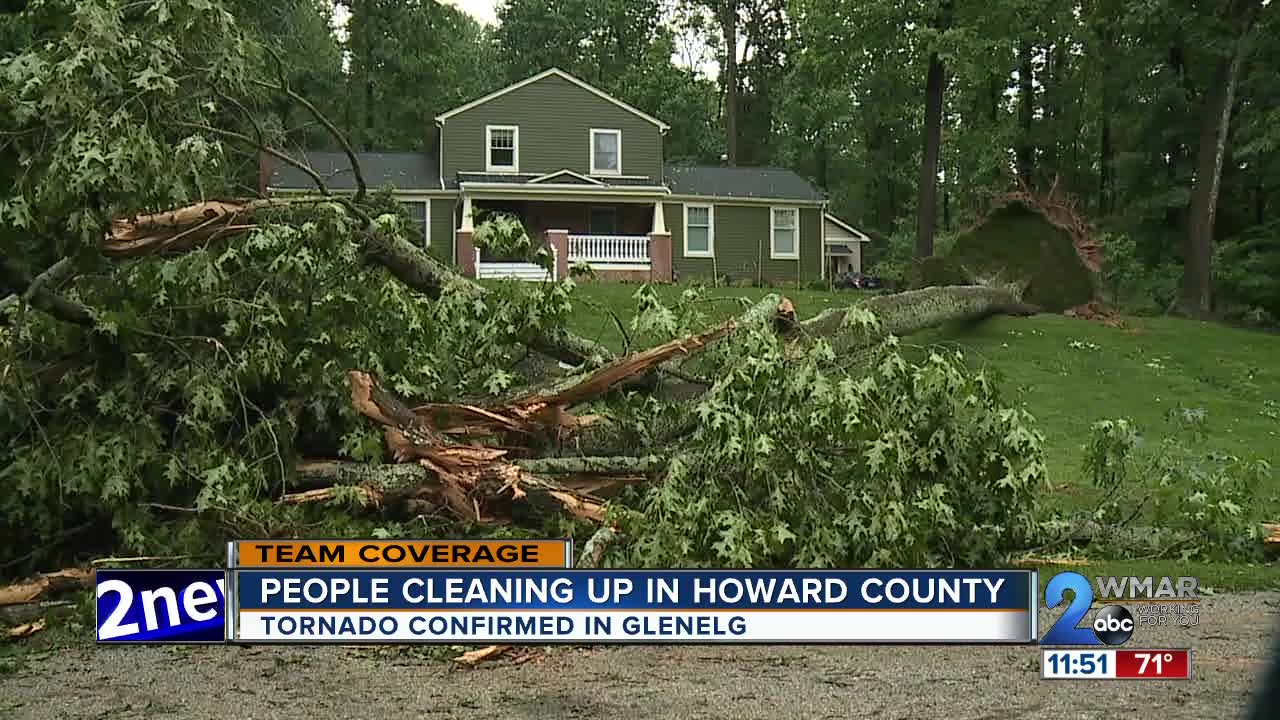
[648,201,672,283]
[546,229,569,281]
[648,232,672,282]
[456,195,476,278]
[456,230,476,278]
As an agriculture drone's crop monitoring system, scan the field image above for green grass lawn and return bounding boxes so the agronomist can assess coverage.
[562,281,1280,484]
[560,281,1280,588]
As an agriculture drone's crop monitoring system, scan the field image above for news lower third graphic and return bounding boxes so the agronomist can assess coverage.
[94,549,1039,645]
[1039,571,1197,680]
[91,541,1199,672]
[230,568,1037,643]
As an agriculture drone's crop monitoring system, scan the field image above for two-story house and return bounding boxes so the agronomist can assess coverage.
[262,68,870,283]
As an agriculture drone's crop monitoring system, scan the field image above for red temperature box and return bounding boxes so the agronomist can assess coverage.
[1115,649,1192,679]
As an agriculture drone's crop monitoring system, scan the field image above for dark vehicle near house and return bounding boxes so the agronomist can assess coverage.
[834,271,882,290]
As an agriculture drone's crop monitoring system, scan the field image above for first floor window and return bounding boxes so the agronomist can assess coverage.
[771,207,798,259]
[685,204,713,256]
[400,201,428,247]
[589,206,617,235]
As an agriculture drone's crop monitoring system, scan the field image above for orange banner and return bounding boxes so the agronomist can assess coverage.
[232,540,570,568]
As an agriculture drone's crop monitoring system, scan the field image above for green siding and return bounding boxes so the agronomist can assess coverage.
[671,203,822,283]
[441,74,663,179]
[429,198,456,264]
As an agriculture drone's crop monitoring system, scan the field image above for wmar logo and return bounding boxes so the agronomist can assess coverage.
[1040,571,1134,646]
[96,569,226,643]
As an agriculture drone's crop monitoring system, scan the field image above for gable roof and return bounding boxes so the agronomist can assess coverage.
[824,213,871,241]
[267,151,441,192]
[528,169,604,185]
[664,165,826,203]
[435,68,670,132]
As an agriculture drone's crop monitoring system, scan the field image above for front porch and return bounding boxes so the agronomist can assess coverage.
[454,197,672,282]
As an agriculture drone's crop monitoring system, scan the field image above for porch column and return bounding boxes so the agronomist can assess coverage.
[546,229,569,281]
[648,201,672,283]
[455,195,476,278]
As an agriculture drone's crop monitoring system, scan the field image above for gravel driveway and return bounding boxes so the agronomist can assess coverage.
[4,592,1277,720]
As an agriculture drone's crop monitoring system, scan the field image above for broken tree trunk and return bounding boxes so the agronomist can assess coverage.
[342,372,615,524]
[797,285,1035,353]
[103,200,273,257]
[290,458,653,498]
[411,315,745,444]
[99,199,617,367]
[0,568,93,606]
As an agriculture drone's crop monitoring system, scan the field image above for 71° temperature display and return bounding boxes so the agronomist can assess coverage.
[1042,649,1192,680]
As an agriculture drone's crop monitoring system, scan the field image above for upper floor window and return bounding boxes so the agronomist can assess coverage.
[590,129,621,175]
[487,125,518,172]
[771,207,799,260]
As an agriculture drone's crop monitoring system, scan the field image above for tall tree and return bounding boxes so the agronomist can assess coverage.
[717,0,740,164]
[1182,0,1263,316]
[916,0,952,258]
[345,0,498,150]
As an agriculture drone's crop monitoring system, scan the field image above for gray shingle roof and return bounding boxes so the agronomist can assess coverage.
[663,165,825,202]
[269,151,440,191]
[268,151,823,203]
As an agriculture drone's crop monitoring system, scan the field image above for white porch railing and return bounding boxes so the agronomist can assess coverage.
[567,234,650,265]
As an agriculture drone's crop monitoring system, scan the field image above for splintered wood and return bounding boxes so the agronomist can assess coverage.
[0,568,93,607]
[294,299,790,528]
[103,200,267,257]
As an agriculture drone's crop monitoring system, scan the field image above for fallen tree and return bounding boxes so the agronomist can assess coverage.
[0,3,1058,576]
[2,189,1051,572]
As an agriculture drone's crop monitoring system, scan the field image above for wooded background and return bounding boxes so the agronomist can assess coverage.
[0,0,1276,580]
[92,0,1275,320]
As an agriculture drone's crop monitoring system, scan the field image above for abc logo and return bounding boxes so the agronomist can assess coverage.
[1092,605,1134,645]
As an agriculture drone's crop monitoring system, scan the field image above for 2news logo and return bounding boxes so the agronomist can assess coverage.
[1041,572,1134,646]
[96,569,226,643]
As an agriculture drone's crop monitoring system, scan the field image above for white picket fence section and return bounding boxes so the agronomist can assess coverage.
[568,234,650,266]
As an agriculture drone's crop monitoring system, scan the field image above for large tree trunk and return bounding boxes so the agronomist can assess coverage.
[1182,1,1258,317]
[720,0,739,165]
[1016,40,1036,186]
[916,50,945,258]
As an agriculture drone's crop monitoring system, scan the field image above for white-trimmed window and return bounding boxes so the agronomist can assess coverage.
[590,129,621,175]
[486,125,518,172]
[399,199,430,248]
[683,204,713,257]
[770,207,799,260]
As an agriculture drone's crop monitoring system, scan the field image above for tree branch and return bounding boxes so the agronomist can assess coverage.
[0,257,93,326]
[256,46,367,202]
[178,121,329,196]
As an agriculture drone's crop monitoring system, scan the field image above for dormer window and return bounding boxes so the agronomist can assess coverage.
[486,125,518,172]
[590,129,621,175]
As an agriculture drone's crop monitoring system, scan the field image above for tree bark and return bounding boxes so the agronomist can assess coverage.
[719,0,739,165]
[916,50,945,258]
[1016,40,1036,186]
[0,257,92,326]
[797,285,1035,355]
[1182,1,1258,317]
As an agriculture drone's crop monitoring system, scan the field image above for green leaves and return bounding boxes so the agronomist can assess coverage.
[623,323,1048,569]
